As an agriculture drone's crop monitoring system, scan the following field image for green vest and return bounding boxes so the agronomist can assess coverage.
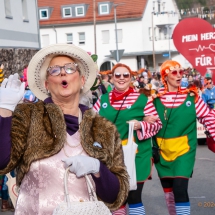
[99,93,152,181]
[154,94,197,178]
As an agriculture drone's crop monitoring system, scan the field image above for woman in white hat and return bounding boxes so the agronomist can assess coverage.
[0,44,129,214]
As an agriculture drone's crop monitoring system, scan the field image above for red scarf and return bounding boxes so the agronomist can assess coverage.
[111,87,134,104]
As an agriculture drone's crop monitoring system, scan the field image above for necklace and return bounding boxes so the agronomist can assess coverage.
[66,140,81,148]
[63,146,84,157]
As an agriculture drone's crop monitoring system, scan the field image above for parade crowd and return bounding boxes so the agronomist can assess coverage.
[0,44,215,215]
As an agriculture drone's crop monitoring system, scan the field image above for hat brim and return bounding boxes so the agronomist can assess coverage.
[28,44,97,101]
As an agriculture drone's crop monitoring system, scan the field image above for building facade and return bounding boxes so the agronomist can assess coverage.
[0,0,40,49]
[0,0,40,76]
[38,0,189,72]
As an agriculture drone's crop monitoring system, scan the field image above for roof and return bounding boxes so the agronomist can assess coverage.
[38,0,147,27]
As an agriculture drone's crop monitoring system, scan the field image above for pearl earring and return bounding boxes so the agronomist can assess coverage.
[81,86,84,89]
[47,89,50,93]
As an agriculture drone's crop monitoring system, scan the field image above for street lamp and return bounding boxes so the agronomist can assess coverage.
[151,12,156,71]
[113,3,124,62]
[93,0,97,55]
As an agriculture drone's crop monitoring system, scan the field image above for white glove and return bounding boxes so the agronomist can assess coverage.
[0,73,25,111]
[62,155,100,177]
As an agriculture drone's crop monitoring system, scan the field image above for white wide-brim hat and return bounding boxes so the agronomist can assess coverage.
[28,44,97,101]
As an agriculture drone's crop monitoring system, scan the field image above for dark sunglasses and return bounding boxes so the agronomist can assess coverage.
[47,63,78,76]
[207,81,212,85]
[114,72,130,79]
[170,70,184,76]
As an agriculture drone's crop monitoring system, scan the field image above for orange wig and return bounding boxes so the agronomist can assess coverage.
[99,63,144,77]
[160,60,182,81]
[157,60,199,103]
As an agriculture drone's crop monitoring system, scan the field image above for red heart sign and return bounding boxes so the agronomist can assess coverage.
[173,18,215,82]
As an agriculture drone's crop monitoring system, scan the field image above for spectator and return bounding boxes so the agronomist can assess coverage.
[0,64,5,86]
[188,80,202,96]
[91,76,107,105]
[138,76,145,88]
[1,171,15,212]
[188,75,193,85]
[150,75,160,91]
[143,77,149,86]
[101,74,112,92]
[22,64,29,89]
[142,69,152,82]
[202,77,215,109]
[181,74,188,88]
[108,74,114,89]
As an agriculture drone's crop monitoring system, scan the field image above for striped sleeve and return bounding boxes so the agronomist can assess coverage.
[137,100,162,140]
[93,99,101,113]
[196,97,215,140]
[196,96,210,117]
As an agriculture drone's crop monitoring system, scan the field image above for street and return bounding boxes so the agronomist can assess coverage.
[143,144,215,215]
[0,144,214,215]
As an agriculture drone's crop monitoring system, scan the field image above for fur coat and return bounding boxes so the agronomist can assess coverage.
[0,101,129,211]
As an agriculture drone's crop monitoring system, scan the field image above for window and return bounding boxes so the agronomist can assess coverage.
[66,33,73,44]
[100,4,109,14]
[61,4,87,18]
[162,2,166,12]
[4,0,12,18]
[79,32,85,45]
[163,27,167,39]
[22,0,28,21]
[116,29,123,43]
[102,30,110,44]
[42,35,50,47]
[100,61,114,71]
[40,9,48,19]
[158,2,161,13]
[152,1,155,11]
[158,28,162,40]
[154,27,158,40]
[63,7,72,17]
[76,6,84,16]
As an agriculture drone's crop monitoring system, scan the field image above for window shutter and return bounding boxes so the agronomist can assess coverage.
[102,30,110,44]
[4,0,12,17]
[42,35,50,47]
